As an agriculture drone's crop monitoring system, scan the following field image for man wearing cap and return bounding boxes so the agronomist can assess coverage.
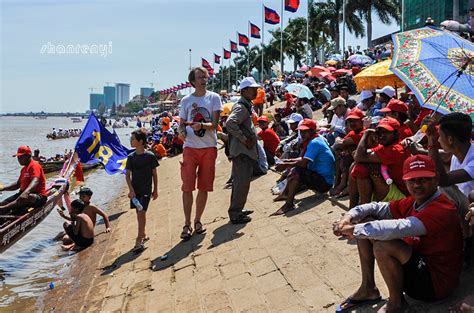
[273,119,335,215]
[356,90,376,115]
[334,155,463,312]
[275,113,304,159]
[0,146,48,214]
[324,97,348,146]
[257,116,280,166]
[373,86,395,117]
[331,108,366,197]
[351,117,411,208]
[225,77,260,224]
[379,99,413,141]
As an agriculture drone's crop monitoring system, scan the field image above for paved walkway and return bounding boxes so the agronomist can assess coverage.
[43,149,473,312]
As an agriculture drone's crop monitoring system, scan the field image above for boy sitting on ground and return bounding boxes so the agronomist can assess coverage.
[334,155,463,313]
[61,199,95,251]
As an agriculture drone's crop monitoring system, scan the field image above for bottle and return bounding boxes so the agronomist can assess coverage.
[412,125,428,143]
[380,164,393,185]
[131,198,143,211]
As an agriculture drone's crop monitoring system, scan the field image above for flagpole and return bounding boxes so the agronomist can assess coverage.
[261,4,265,83]
[342,0,346,58]
[280,0,284,74]
[306,0,310,65]
[236,32,239,88]
[220,62,223,92]
[212,58,215,92]
[228,58,231,92]
[247,22,250,77]
[401,0,404,32]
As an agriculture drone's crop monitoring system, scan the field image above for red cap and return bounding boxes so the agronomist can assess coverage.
[13,146,32,157]
[402,155,437,180]
[297,118,317,131]
[376,116,400,131]
[257,116,269,123]
[346,108,365,120]
[380,99,409,113]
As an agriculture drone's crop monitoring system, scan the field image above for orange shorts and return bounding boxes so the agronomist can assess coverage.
[180,147,218,192]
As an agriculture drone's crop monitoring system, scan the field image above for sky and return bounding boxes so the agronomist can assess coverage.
[0,0,400,113]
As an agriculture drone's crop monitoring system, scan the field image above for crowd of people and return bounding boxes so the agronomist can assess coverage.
[46,128,82,140]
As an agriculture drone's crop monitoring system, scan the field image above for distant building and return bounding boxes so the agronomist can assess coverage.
[104,86,116,109]
[90,94,105,111]
[403,0,470,31]
[115,83,130,106]
[140,87,154,97]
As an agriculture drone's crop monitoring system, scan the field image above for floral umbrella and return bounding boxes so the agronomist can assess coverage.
[390,27,474,116]
[353,59,405,92]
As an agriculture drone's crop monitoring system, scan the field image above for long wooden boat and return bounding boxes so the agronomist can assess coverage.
[0,180,67,253]
[41,161,100,174]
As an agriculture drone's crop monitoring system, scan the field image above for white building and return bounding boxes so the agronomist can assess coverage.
[115,83,130,106]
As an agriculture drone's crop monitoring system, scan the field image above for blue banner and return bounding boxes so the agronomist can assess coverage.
[75,113,133,174]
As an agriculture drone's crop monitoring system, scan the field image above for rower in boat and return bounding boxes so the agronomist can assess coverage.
[0,146,48,215]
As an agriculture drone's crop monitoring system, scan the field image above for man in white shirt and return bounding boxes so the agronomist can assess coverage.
[178,67,222,240]
[324,97,348,146]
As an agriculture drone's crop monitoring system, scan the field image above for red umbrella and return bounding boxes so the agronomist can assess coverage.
[305,71,313,77]
[326,66,337,72]
[310,66,328,76]
[319,71,336,82]
[333,69,353,76]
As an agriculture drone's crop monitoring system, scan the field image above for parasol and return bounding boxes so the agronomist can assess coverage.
[353,59,405,92]
[285,83,314,99]
[390,27,473,116]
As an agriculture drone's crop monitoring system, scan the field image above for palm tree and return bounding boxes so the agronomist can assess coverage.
[312,0,365,54]
[352,0,400,48]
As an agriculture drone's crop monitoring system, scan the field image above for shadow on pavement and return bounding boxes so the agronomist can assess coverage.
[100,248,144,275]
[208,223,246,250]
[150,233,205,271]
[284,194,328,217]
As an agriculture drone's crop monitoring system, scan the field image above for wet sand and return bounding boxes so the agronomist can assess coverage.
[36,107,474,312]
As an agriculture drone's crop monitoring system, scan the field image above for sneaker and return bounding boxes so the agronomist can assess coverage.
[230,215,252,224]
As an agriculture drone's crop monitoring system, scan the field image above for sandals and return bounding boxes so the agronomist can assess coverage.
[180,225,193,241]
[271,203,295,216]
[133,239,145,253]
[336,296,382,312]
[194,221,206,234]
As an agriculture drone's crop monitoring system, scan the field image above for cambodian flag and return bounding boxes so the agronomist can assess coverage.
[238,33,249,47]
[214,54,221,64]
[202,58,214,76]
[223,48,231,59]
[250,23,261,39]
[186,82,192,87]
[285,0,300,12]
[264,6,280,25]
[230,40,238,53]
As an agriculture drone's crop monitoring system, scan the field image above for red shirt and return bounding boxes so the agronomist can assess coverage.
[414,108,432,126]
[20,160,47,196]
[371,143,411,195]
[344,128,365,145]
[258,128,280,154]
[390,194,463,299]
[398,124,413,141]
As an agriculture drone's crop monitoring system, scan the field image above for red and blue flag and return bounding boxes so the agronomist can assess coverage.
[284,0,300,12]
[214,54,221,64]
[201,58,214,76]
[250,23,261,39]
[230,40,238,53]
[264,6,280,25]
[223,48,231,59]
[238,33,249,47]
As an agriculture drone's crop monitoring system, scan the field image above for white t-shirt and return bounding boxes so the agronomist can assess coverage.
[450,143,474,196]
[330,111,348,135]
[179,91,222,148]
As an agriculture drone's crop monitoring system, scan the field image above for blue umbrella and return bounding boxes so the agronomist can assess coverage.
[328,53,342,61]
[285,83,314,99]
[348,54,374,65]
[390,27,473,116]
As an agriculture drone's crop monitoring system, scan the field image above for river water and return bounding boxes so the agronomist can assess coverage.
[0,116,132,309]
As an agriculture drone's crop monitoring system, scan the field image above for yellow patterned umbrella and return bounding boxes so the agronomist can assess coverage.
[353,59,405,92]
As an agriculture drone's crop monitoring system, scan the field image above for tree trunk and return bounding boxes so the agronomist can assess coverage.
[334,21,341,54]
[310,47,317,66]
[367,9,373,48]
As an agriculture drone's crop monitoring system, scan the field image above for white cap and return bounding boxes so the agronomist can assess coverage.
[239,77,260,90]
[376,86,396,98]
[287,113,304,124]
[359,90,375,102]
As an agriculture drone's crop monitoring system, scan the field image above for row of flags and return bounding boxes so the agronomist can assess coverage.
[203,0,300,72]
[158,0,300,94]
[159,82,192,95]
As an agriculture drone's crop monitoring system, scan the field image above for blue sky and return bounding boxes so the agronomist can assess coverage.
[0,0,399,113]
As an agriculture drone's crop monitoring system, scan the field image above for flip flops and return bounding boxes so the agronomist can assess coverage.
[335,296,382,312]
[194,221,206,234]
[180,225,193,241]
